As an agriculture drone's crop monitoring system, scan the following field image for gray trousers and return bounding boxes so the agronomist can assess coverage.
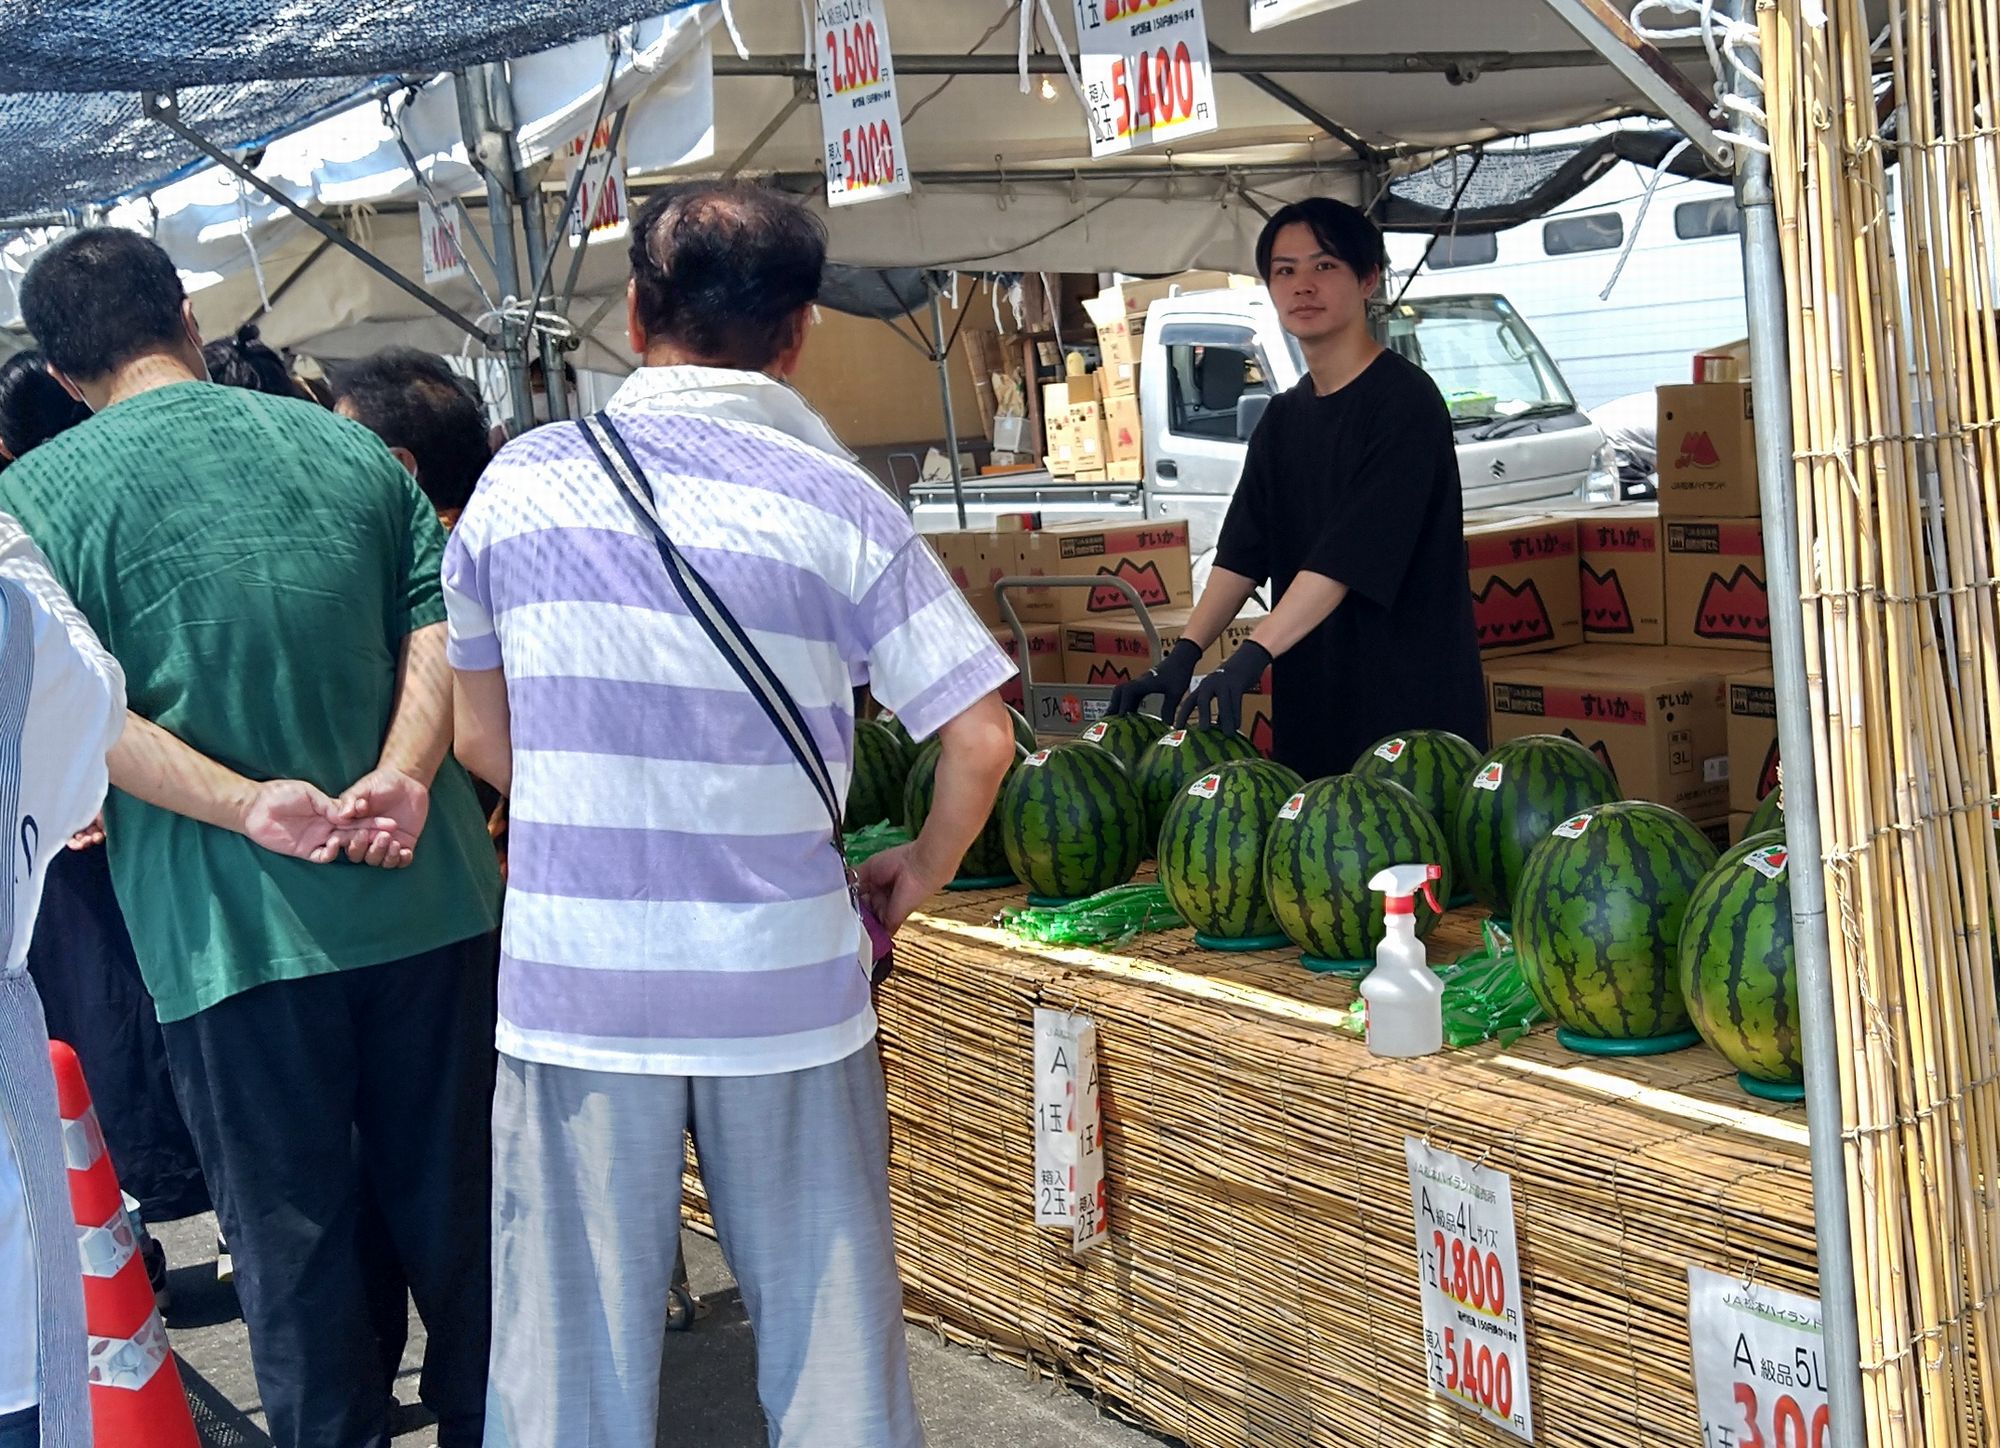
[484,1043,924,1448]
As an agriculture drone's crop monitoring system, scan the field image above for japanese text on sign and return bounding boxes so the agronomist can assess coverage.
[1405,1138,1536,1441]
[565,120,628,249]
[1688,1266,1829,1448]
[1069,0,1219,158]
[813,0,911,207]
[1249,0,1363,29]
[1033,1008,1108,1255]
[418,200,466,286]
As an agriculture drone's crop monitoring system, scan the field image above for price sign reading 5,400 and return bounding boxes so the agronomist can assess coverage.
[1105,44,1201,141]
[1440,1325,1517,1422]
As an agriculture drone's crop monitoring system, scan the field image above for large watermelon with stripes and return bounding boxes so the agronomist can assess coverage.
[1351,730,1482,848]
[1157,759,1305,942]
[1004,704,1039,753]
[847,717,916,830]
[999,743,1145,901]
[1680,831,1799,1087]
[1079,712,1171,775]
[1747,786,1784,841]
[1453,734,1620,915]
[1514,801,1719,1043]
[1133,727,1265,851]
[903,738,1021,884]
[1263,775,1453,963]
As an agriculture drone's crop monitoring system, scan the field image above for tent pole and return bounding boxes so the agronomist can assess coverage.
[928,280,966,527]
[488,62,569,423]
[1720,3,1866,1444]
[457,68,535,431]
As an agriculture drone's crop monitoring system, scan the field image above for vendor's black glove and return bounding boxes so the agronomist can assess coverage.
[1108,637,1205,721]
[1175,640,1273,733]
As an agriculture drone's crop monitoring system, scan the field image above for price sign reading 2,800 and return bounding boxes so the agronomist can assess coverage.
[1433,1230,1507,1316]
[1105,43,1200,141]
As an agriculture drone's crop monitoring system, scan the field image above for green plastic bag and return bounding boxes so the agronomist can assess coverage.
[842,823,912,865]
[999,884,1183,948]
[1327,921,1546,1048]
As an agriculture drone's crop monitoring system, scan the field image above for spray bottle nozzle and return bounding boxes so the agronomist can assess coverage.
[1368,862,1445,914]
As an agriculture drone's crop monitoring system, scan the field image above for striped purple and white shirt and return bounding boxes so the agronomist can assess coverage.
[442,367,1013,1075]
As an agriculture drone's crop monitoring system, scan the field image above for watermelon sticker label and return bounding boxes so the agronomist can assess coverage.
[1374,738,1409,763]
[1162,729,1188,748]
[1551,812,1594,840]
[1746,844,1788,879]
[1187,772,1222,800]
[1278,791,1307,820]
[1025,749,1053,768]
[1082,722,1110,743]
[1472,762,1505,792]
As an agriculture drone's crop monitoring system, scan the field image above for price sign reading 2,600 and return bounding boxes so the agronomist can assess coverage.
[824,22,882,95]
[1725,1384,1831,1448]
[1108,43,1200,139]
[841,121,896,191]
[1441,1327,1515,1420]
[1432,1230,1507,1316]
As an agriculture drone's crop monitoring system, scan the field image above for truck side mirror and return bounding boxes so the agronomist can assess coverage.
[1236,392,1271,441]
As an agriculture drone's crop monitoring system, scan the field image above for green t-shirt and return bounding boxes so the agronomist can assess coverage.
[0,381,501,1022]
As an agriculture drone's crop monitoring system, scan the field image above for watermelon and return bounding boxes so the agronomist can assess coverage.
[1747,787,1784,841]
[1453,735,1621,915]
[904,737,1020,884]
[1263,775,1453,964]
[999,743,1145,901]
[847,717,916,830]
[1079,712,1171,775]
[1679,830,1800,1089]
[1513,801,1719,1045]
[1351,730,1482,855]
[1157,759,1305,943]
[880,712,916,755]
[1133,727,1265,852]
[1005,704,1039,753]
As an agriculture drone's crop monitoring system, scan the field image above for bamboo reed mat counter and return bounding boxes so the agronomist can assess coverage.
[701,882,1818,1448]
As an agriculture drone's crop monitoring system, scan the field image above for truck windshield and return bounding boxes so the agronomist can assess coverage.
[1374,295,1578,427]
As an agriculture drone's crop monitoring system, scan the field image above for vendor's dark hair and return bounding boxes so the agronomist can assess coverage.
[1254,197,1389,285]
[203,324,300,397]
[328,347,492,514]
[20,227,190,381]
[627,181,825,370]
[0,350,90,466]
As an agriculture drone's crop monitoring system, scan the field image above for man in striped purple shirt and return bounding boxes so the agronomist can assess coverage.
[443,184,1016,1447]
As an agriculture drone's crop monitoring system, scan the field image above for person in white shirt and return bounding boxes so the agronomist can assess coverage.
[0,513,127,1448]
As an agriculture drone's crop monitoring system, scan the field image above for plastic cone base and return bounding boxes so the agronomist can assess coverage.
[1555,1025,1702,1056]
[1738,1073,1807,1103]
[1301,954,1373,977]
[947,874,1017,891]
[1195,932,1292,952]
[1448,892,1478,910]
[1026,892,1083,907]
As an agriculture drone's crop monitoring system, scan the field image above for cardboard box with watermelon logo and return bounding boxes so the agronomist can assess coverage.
[1012,519,1194,625]
[1657,382,1760,517]
[1726,665,1780,814]
[1483,645,1732,818]
[989,624,1062,711]
[1463,514,1582,659]
[1573,505,1666,645]
[1059,607,1253,687]
[1664,517,1772,652]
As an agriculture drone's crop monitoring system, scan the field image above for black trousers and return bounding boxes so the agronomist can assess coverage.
[160,937,497,1448]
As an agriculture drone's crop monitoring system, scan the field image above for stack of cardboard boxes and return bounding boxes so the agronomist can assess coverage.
[1463,373,1776,843]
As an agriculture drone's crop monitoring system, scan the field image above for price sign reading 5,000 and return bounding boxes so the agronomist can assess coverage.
[840,121,897,193]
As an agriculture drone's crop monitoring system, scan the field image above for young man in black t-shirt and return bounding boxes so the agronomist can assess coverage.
[1109,198,1486,781]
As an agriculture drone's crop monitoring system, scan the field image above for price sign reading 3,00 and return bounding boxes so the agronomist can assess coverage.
[1688,1266,1830,1448]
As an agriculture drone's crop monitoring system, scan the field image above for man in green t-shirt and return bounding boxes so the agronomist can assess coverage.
[0,228,502,1448]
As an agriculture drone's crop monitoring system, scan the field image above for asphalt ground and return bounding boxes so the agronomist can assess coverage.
[152,1213,1172,1448]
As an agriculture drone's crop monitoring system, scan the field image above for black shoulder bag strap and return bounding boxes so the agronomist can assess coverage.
[575,414,894,979]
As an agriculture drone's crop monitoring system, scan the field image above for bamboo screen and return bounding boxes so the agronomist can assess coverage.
[1761,1,2000,1442]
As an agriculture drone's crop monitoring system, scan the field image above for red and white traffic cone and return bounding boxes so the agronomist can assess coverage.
[48,1040,200,1448]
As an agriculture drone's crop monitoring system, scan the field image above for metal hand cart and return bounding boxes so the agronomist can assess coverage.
[995,573,1166,737]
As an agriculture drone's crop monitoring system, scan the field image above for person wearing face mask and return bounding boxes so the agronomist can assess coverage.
[328,348,494,528]
[0,228,503,1448]
[1107,197,1487,780]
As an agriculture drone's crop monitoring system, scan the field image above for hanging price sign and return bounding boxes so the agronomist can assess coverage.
[1688,1266,1830,1448]
[418,200,466,285]
[1249,0,1364,30]
[1032,1008,1109,1255]
[1070,0,1219,157]
[1406,1138,1536,1441]
[564,119,629,249]
[813,0,911,207]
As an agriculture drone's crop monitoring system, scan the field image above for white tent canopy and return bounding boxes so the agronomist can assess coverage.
[6,1,1719,361]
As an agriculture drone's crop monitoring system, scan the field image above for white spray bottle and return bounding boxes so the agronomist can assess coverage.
[1361,863,1446,1058]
